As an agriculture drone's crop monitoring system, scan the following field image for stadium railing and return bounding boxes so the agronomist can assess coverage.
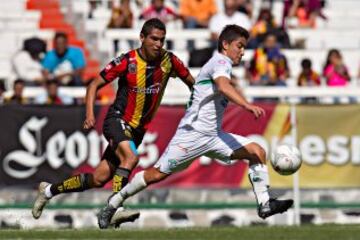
[3,84,360,105]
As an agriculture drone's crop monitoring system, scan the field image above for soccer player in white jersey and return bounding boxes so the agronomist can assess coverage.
[97,24,293,229]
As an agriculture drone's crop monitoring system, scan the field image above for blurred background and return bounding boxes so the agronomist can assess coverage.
[0,0,360,229]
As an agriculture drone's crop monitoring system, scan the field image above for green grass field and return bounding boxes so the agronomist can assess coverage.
[1,225,359,240]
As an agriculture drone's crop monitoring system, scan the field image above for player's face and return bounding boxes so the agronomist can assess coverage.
[140,28,166,61]
[224,37,247,65]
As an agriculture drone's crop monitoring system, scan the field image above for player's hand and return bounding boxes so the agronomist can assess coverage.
[83,115,96,129]
[245,104,265,119]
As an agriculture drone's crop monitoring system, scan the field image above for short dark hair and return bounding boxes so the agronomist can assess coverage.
[301,58,312,69]
[217,25,249,52]
[14,79,25,86]
[54,32,68,41]
[0,80,5,91]
[46,79,59,86]
[264,31,277,41]
[140,18,166,37]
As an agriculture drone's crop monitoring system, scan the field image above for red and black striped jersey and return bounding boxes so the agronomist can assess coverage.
[100,49,190,130]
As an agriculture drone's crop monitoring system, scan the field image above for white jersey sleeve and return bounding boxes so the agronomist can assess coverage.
[211,58,232,80]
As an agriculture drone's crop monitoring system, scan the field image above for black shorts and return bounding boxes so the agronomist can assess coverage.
[102,115,145,167]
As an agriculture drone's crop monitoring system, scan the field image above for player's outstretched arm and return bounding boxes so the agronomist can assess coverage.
[214,76,265,118]
[83,77,108,129]
[183,74,195,90]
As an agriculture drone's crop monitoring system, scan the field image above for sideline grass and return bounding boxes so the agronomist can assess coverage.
[0,225,359,240]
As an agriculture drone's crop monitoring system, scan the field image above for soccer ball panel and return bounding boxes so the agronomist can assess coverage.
[271,145,302,176]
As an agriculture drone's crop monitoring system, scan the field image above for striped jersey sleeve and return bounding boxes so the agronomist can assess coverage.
[100,54,128,82]
[170,53,190,80]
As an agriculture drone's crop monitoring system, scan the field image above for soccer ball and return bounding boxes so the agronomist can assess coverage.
[271,145,302,175]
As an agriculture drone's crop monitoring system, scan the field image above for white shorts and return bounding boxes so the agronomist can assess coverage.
[154,127,253,174]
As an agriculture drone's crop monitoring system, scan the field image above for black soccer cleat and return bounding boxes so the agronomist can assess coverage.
[258,198,294,219]
[98,205,117,229]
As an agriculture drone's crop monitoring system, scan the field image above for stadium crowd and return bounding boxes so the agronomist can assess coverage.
[0,0,359,105]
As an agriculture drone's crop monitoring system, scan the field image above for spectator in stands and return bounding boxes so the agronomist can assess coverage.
[297,58,321,86]
[283,0,325,28]
[0,80,5,104]
[179,0,217,50]
[12,37,47,86]
[246,33,289,86]
[237,0,253,18]
[323,49,351,87]
[297,58,321,103]
[88,0,101,19]
[140,0,178,24]
[139,0,179,49]
[248,7,291,49]
[4,79,28,104]
[108,0,133,29]
[209,0,251,43]
[42,32,86,86]
[34,79,74,105]
[179,0,217,29]
[107,0,134,54]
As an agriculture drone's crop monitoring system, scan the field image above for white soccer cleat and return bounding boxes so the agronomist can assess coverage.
[110,208,140,227]
[32,182,50,219]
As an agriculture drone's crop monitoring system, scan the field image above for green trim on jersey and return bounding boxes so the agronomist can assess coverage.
[196,79,213,85]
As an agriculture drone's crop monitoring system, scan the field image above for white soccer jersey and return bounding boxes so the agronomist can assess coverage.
[155,52,253,174]
[179,52,233,135]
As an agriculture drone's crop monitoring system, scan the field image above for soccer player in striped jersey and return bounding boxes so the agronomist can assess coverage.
[32,18,195,224]
[98,24,293,228]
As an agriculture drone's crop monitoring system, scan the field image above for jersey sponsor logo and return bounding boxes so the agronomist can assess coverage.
[130,83,162,94]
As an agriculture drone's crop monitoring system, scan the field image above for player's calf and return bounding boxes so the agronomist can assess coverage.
[32,173,99,219]
[49,173,95,196]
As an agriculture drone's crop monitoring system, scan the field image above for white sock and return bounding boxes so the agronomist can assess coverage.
[44,184,53,199]
[109,171,147,208]
[248,164,270,206]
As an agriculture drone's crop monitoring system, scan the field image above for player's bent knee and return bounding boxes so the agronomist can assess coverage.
[257,146,267,163]
[247,143,266,164]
